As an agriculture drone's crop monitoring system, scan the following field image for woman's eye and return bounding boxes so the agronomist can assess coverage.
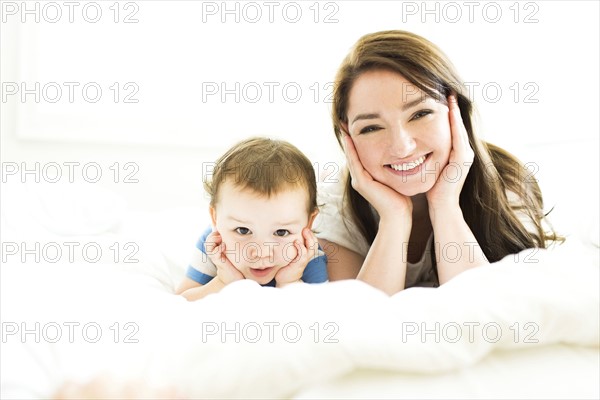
[274,229,290,237]
[235,227,251,235]
[359,125,382,134]
[411,110,432,120]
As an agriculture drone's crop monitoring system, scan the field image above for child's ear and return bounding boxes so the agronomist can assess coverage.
[209,205,217,227]
[306,209,319,229]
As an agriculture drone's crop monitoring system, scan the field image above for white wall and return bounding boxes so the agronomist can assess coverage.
[2,1,598,223]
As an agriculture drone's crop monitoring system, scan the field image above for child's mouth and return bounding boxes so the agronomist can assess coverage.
[249,267,275,278]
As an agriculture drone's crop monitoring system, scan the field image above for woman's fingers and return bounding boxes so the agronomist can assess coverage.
[448,95,464,149]
[343,133,375,192]
[342,134,358,178]
[426,94,475,209]
[447,94,474,163]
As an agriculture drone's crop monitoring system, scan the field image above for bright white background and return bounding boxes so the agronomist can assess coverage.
[1,1,599,236]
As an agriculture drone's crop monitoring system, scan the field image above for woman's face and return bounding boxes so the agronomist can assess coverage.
[346,69,452,197]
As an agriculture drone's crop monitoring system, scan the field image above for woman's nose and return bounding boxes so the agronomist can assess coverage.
[389,126,417,158]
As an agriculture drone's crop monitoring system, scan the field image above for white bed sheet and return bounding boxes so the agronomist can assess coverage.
[1,235,598,399]
[295,344,599,399]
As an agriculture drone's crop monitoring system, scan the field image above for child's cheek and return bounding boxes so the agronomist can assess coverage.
[232,263,244,272]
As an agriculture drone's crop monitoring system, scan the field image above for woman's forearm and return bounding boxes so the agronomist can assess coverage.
[357,218,411,295]
[430,206,489,284]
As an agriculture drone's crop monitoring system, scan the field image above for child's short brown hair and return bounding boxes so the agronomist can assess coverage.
[205,137,317,213]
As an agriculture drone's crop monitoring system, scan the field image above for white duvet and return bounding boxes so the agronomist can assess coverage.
[1,235,598,399]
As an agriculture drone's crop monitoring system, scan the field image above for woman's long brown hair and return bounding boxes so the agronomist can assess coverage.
[332,30,561,262]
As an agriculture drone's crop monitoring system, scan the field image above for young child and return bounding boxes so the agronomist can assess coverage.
[176,137,328,301]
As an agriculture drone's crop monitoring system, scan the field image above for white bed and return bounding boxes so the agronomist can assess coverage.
[1,142,599,399]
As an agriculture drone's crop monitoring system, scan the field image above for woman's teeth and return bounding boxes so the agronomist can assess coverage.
[390,155,426,171]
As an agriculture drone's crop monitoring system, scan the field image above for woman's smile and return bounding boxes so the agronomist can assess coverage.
[387,153,430,172]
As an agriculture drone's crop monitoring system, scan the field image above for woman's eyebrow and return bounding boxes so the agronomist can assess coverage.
[351,113,379,124]
[401,97,430,111]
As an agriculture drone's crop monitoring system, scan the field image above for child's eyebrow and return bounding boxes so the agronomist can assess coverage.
[228,216,250,224]
[226,216,303,226]
[276,219,303,226]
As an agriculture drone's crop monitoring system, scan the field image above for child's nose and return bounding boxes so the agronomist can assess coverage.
[248,242,275,260]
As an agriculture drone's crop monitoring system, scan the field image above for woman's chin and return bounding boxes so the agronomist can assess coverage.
[393,185,430,198]
[376,175,434,199]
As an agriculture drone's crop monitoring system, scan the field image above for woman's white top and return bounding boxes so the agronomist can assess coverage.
[313,173,438,287]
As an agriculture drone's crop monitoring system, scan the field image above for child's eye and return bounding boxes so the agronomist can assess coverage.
[235,227,251,235]
[274,229,290,237]
[359,125,382,135]
[411,110,432,121]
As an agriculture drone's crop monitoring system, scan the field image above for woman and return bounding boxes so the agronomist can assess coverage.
[316,30,560,295]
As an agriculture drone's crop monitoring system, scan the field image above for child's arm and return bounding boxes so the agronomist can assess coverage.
[178,231,244,301]
[180,278,226,301]
[175,277,201,295]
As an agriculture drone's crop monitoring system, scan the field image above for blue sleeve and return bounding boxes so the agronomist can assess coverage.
[186,266,215,285]
[185,225,216,285]
[301,247,328,283]
[196,225,214,255]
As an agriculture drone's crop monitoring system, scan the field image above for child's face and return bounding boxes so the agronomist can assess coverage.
[210,181,317,285]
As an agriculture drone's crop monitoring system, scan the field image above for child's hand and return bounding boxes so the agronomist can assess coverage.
[275,228,318,286]
[204,231,245,285]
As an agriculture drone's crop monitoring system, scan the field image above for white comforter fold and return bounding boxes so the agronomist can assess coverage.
[1,240,598,398]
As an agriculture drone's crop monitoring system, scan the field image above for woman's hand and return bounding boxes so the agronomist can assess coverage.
[275,228,318,286]
[425,96,487,283]
[426,95,475,212]
[342,134,413,221]
[204,231,245,284]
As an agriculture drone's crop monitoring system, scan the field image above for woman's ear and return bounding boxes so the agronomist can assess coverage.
[209,206,217,227]
[306,209,319,229]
